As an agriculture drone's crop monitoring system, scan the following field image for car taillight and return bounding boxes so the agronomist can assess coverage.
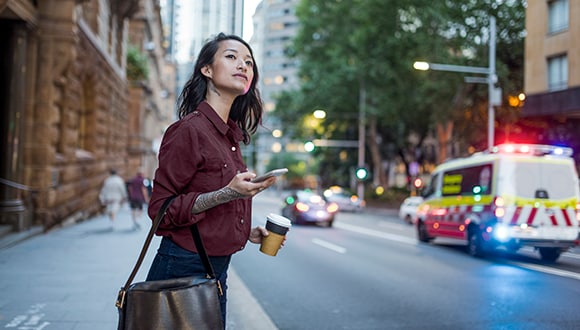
[296,202,309,212]
[494,196,505,219]
[327,202,339,213]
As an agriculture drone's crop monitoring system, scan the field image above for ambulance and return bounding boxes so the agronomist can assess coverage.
[415,144,580,262]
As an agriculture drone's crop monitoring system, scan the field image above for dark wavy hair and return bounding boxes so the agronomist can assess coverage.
[177,33,263,145]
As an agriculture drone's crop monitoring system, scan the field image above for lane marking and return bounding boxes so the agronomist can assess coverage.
[335,222,417,245]
[312,238,347,254]
[377,221,407,231]
[336,222,580,280]
[519,246,580,260]
[3,303,50,329]
[508,261,580,281]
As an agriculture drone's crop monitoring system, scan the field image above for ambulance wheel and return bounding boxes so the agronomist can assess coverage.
[538,247,561,263]
[417,220,432,243]
[467,228,486,258]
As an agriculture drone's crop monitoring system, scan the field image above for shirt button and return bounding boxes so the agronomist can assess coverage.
[240,218,244,224]
[231,146,236,151]
[223,164,228,168]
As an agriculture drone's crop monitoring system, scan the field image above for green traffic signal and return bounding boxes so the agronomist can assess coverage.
[304,141,315,152]
[355,167,369,180]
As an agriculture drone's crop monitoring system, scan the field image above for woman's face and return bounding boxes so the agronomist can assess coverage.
[203,39,255,96]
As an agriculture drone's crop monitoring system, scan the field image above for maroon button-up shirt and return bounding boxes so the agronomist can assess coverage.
[148,102,252,256]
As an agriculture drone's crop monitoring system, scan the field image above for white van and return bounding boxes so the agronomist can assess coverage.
[416,144,580,262]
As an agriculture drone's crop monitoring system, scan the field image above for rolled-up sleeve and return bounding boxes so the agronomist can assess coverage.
[148,120,205,228]
[147,102,252,256]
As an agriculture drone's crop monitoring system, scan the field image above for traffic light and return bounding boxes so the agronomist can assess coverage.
[355,167,369,181]
[411,177,423,196]
[413,177,423,189]
[304,141,315,152]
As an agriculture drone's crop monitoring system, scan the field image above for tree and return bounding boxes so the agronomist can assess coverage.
[276,0,527,188]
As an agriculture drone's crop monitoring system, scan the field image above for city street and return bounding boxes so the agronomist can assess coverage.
[237,192,580,329]
[1,190,580,329]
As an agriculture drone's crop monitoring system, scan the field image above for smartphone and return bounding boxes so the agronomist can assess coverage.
[251,168,289,183]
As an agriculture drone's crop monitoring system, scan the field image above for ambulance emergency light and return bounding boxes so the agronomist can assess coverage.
[491,144,573,157]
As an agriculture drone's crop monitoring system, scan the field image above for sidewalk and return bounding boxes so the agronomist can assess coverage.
[0,206,276,330]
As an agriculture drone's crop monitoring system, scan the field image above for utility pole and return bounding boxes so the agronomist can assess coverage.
[487,16,496,150]
[358,81,366,201]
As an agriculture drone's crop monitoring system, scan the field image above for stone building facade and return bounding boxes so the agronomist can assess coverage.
[0,0,175,235]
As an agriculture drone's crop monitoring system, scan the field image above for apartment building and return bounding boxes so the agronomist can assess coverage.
[523,0,580,119]
[251,0,301,174]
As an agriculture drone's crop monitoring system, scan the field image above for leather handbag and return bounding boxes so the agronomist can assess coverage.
[115,197,224,330]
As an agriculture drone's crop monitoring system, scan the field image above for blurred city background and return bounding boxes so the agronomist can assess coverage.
[1,0,578,255]
[3,1,580,329]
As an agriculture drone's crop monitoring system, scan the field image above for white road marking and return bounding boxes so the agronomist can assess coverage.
[312,238,347,254]
[508,261,580,281]
[335,222,580,281]
[519,246,580,260]
[4,303,50,329]
[377,221,407,231]
[335,222,417,245]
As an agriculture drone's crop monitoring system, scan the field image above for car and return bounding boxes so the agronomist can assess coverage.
[281,190,339,227]
[398,196,424,224]
[322,186,365,212]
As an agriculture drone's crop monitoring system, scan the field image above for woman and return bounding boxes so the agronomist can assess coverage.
[98,169,127,230]
[146,33,277,325]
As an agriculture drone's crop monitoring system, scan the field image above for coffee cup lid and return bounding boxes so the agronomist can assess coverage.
[267,213,291,228]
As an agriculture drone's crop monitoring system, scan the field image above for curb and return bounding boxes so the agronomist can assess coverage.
[0,225,44,250]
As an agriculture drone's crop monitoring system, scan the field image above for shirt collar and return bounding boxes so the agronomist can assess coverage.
[198,101,244,142]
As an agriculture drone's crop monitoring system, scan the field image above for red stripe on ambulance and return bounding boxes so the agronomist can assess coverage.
[549,213,558,225]
[510,206,522,225]
[526,207,538,225]
[561,208,573,226]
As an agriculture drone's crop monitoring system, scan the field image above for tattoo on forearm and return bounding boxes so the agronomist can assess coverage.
[191,187,245,214]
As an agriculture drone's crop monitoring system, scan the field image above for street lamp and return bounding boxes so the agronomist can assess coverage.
[313,109,326,119]
[413,17,498,151]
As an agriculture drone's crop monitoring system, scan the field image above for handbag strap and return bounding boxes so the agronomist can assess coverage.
[116,196,218,309]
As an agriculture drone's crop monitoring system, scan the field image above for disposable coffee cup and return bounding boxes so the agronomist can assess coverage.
[260,213,291,256]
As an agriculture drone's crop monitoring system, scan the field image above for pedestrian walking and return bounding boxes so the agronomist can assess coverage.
[145,33,279,326]
[98,169,127,230]
[126,170,150,230]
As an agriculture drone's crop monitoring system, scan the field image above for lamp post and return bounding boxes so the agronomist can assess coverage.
[308,102,366,200]
[413,16,497,150]
[357,81,366,201]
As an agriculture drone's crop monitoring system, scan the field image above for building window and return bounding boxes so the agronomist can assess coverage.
[548,0,568,34]
[547,54,568,91]
[269,22,284,31]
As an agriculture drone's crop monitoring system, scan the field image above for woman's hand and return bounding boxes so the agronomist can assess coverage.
[248,226,288,246]
[227,171,276,197]
[248,226,268,244]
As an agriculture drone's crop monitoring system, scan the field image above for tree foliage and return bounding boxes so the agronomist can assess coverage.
[276,0,527,188]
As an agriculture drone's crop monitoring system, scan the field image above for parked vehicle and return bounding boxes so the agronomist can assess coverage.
[281,190,339,227]
[415,144,580,262]
[323,186,365,212]
[398,196,424,224]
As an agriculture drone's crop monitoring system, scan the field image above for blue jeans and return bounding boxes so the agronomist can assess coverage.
[146,236,231,326]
